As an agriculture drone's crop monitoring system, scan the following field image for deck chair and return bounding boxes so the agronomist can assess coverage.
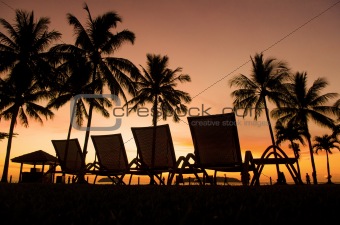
[51,138,95,183]
[187,113,258,186]
[131,124,206,185]
[91,133,142,185]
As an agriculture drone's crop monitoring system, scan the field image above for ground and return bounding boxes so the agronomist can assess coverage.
[0,183,339,225]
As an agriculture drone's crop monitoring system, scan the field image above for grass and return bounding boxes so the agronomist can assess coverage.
[0,183,339,225]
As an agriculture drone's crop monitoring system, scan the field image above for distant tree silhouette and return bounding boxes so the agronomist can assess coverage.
[0,132,10,140]
[312,134,340,184]
[126,53,191,126]
[0,10,60,182]
[275,120,305,181]
[271,72,340,184]
[229,52,290,178]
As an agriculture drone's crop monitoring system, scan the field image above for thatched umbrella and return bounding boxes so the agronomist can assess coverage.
[11,150,58,182]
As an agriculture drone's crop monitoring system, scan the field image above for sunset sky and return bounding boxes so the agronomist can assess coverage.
[1,0,340,184]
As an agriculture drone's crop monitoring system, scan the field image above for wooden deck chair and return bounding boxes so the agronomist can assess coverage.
[90,133,142,185]
[131,124,206,185]
[187,113,258,186]
[51,138,95,183]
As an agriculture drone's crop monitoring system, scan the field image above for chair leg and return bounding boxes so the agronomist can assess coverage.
[129,174,133,185]
[93,175,98,184]
[117,175,126,185]
[182,153,212,185]
[153,173,165,185]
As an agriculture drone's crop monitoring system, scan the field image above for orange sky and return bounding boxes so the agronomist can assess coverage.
[1,0,340,184]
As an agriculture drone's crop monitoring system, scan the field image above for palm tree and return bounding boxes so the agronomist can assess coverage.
[50,3,139,182]
[271,72,340,184]
[229,52,290,178]
[125,53,191,185]
[275,121,305,148]
[275,120,305,181]
[0,77,55,182]
[331,123,340,138]
[0,132,10,140]
[0,131,16,141]
[331,100,340,137]
[312,134,340,184]
[333,99,340,109]
[0,10,60,182]
[0,89,11,141]
[47,52,111,157]
[126,53,192,126]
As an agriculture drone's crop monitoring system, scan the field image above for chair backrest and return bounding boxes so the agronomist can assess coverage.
[187,113,243,167]
[51,138,84,174]
[91,134,129,172]
[131,124,176,170]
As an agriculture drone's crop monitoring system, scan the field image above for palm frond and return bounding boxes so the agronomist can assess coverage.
[103,30,135,54]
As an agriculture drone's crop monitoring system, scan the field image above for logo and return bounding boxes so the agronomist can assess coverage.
[70,94,122,131]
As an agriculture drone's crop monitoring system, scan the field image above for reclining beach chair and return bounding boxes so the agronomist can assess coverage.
[131,124,206,185]
[51,138,95,183]
[91,133,142,185]
[187,113,258,185]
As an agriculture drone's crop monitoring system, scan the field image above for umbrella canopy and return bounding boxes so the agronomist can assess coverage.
[11,150,58,165]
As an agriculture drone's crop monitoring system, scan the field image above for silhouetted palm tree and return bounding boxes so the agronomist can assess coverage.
[288,142,301,161]
[271,72,339,184]
[0,10,60,182]
[47,53,111,148]
[50,3,139,182]
[126,53,191,126]
[275,120,305,180]
[229,52,290,178]
[125,53,191,185]
[127,54,191,126]
[333,99,340,109]
[312,134,340,184]
[275,121,306,147]
[331,123,340,138]
[331,99,340,137]
[0,77,55,182]
[0,131,16,141]
[0,132,10,140]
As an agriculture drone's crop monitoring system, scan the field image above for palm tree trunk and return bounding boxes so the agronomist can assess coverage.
[67,99,78,141]
[62,101,77,179]
[263,99,280,178]
[1,110,18,183]
[305,126,318,184]
[78,64,97,183]
[152,95,158,127]
[326,151,331,184]
[83,103,94,158]
[77,99,94,183]
[150,96,158,184]
[290,141,302,184]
